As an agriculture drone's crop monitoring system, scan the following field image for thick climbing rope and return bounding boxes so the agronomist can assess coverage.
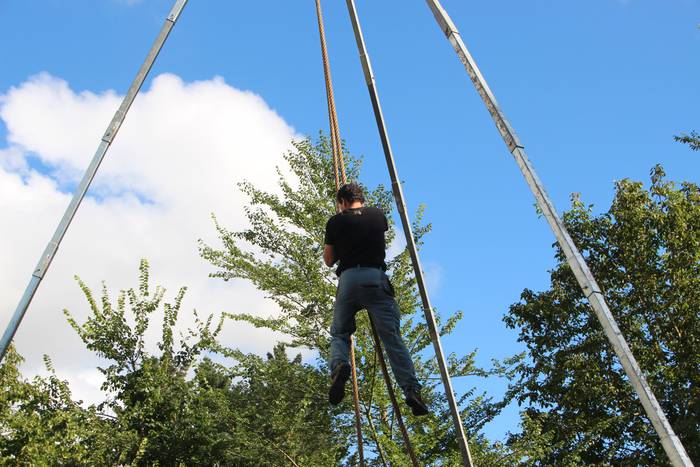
[315,0,345,187]
[368,319,420,467]
[314,3,364,464]
[315,2,419,465]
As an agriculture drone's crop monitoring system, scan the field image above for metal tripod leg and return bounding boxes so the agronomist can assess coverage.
[344,1,474,465]
[423,1,693,465]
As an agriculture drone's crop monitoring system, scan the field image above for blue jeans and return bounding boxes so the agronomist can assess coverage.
[330,266,421,393]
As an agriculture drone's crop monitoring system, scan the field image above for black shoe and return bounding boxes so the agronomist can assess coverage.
[329,363,351,405]
[405,388,430,416]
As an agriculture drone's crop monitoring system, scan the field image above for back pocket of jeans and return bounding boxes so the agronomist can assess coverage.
[381,276,396,298]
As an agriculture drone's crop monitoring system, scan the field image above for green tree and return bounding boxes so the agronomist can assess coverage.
[201,135,512,465]
[0,347,116,464]
[674,130,700,151]
[61,259,345,465]
[504,165,700,464]
[64,260,236,465]
[207,344,349,465]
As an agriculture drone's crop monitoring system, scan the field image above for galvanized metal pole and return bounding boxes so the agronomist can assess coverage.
[0,0,189,362]
[423,1,693,466]
[344,1,474,465]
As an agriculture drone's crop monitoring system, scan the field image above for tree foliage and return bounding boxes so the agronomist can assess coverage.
[209,344,348,465]
[0,259,345,465]
[63,260,233,465]
[504,165,700,464]
[674,130,700,151]
[0,347,115,464]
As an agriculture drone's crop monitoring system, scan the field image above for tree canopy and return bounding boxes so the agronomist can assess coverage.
[504,165,700,464]
[674,130,700,151]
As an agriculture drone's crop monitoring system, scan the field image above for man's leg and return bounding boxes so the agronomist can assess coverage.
[365,272,429,415]
[365,274,421,393]
[329,273,358,404]
[330,300,356,372]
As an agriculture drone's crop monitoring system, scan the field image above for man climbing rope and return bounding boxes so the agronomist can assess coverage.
[323,182,429,416]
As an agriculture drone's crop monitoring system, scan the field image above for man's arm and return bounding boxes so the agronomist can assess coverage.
[323,244,337,267]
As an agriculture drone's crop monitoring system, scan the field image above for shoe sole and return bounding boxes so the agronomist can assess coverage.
[406,397,429,416]
[328,364,351,405]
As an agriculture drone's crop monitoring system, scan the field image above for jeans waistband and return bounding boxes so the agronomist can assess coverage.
[339,264,385,277]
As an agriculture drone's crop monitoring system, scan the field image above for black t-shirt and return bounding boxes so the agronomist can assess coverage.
[324,206,388,276]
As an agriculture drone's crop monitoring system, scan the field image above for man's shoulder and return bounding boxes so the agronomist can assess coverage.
[364,206,386,219]
[327,206,384,225]
[363,206,384,215]
[326,212,342,228]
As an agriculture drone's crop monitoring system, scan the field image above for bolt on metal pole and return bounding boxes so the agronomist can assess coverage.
[344,1,474,465]
[423,1,693,466]
[0,0,189,363]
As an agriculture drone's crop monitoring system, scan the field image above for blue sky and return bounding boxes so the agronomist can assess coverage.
[1,0,698,441]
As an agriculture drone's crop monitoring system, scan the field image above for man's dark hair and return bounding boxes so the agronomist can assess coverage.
[336,182,365,204]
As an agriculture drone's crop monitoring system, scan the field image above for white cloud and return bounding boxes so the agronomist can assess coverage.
[386,229,442,294]
[0,73,304,403]
[422,261,443,294]
[386,232,406,260]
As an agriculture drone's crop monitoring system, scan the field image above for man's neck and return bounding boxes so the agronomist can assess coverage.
[343,201,364,211]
